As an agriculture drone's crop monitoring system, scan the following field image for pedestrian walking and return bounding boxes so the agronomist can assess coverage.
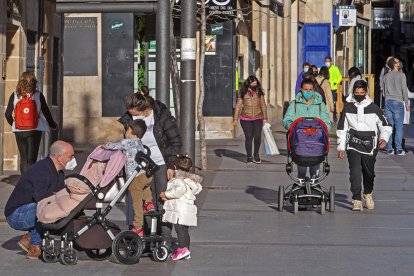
[337,80,392,211]
[283,78,331,178]
[233,75,268,164]
[383,57,409,155]
[161,154,202,261]
[5,72,58,174]
[295,62,311,95]
[316,66,334,122]
[347,67,363,98]
[325,56,343,122]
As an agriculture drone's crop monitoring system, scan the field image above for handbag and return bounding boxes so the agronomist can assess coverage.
[262,123,280,155]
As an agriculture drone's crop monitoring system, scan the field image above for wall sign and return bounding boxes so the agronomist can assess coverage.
[338,6,357,27]
[372,8,394,29]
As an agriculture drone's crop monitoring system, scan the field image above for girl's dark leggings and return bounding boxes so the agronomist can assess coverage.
[174,224,190,248]
[240,119,263,157]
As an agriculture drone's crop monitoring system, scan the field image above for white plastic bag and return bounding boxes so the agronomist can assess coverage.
[404,101,410,125]
[262,123,280,155]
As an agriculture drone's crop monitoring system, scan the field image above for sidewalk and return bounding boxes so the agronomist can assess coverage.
[1,125,414,275]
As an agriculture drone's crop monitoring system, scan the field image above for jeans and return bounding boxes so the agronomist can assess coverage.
[297,165,320,179]
[15,130,42,174]
[174,224,190,248]
[240,119,263,158]
[347,150,376,200]
[385,99,404,151]
[7,202,43,245]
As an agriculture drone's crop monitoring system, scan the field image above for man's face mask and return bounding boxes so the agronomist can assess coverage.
[354,94,365,103]
[325,62,331,67]
[59,156,77,171]
[303,67,309,73]
[302,91,314,101]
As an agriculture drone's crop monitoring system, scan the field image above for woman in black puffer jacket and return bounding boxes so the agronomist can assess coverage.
[118,92,182,238]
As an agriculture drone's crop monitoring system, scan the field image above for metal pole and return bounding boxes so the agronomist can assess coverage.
[180,0,196,168]
[156,0,170,106]
[0,0,6,174]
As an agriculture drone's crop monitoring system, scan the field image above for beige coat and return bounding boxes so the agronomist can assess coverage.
[37,161,106,223]
[316,75,334,118]
[233,90,268,122]
[162,170,203,227]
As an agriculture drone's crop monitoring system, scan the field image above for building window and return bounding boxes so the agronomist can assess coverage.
[26,30,36,73]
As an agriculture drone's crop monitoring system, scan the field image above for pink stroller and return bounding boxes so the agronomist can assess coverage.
[39,146,159,265]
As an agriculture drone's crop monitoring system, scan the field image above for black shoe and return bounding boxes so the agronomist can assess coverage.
[246,157,253,163]
[253,156,261,164]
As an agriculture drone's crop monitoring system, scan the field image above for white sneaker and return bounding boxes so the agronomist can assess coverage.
[352,200,363,211]
[363,193,375,210]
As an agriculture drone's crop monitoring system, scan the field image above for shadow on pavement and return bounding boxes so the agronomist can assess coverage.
[245,185,276,206]
[214,149,246,163]
[1,175,20,186]
[1,235,25,254]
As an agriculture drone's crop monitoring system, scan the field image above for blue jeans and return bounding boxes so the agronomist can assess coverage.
[7,202,43,245]
[297,165,320,179]
[385,99,404,151]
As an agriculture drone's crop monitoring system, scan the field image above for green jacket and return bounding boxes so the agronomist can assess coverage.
[328,65,343,91]
[283,92,331,131]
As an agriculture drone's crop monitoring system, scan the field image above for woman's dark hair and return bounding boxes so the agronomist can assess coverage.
[319,66,329,79]
[175,154,192,172]
[310,65,318,72]
[129,119,147,138]
[348,67,361,80]
[300,78,315,89]
[303,62,311,67]
[125,92,154,112]
[140,85,150,96]
[353,80,368,92]
[239,75,264,98]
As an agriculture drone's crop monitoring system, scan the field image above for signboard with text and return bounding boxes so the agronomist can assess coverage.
[174,0,236,22]
[372,8,393,29]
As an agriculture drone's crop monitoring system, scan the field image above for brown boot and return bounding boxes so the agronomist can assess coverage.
[26,244,41,260]
[17,233,31,253]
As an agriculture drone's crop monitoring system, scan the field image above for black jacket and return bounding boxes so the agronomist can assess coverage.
[5,157,65,217]
[118,101,182,169]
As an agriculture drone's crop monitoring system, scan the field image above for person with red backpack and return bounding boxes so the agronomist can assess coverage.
[5,72,58,174]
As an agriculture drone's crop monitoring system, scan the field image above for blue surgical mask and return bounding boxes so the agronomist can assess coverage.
[302,91,313,101]
[303,67,309,73]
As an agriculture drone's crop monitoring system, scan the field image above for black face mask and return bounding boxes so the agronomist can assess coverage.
[354,94,365,103]
[250,85,257,91]
[312,71,318,76]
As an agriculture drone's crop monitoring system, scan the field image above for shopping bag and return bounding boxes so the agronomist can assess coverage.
[262,123,280,155]
[404,101,410,125]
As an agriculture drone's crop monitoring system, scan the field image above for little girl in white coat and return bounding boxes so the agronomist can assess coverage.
[160,155,202,261]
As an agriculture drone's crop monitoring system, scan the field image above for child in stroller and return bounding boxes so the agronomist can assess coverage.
[278,117,335,214]
[37,144,164,265]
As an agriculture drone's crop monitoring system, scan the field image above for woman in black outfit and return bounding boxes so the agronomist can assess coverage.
[5,72,57,174]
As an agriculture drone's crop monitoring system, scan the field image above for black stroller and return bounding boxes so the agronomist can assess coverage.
[278,117,335,214]
[40,147,169,265]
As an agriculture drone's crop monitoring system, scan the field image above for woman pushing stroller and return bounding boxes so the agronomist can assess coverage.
[283,78,331,178]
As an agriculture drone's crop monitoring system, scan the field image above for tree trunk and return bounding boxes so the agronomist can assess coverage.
[198,1,208,170]
[170,0,180,124]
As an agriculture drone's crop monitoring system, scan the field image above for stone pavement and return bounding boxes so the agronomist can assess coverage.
[1,124,414,276]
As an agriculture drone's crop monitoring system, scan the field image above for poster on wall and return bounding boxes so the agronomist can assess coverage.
[205,35,217,55]
[338,6,357,27]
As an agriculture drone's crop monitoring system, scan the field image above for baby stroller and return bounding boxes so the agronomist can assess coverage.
[278,117,335,214]
[40,146,166,265]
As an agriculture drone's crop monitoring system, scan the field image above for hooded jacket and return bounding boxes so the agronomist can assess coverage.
[118,100,182,169]
[162,170,203,226]
[336,94,392,155]
[283,92,331,131]
[328,64,343,91]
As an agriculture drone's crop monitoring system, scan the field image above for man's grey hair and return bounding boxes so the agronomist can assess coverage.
[49,141,67,156]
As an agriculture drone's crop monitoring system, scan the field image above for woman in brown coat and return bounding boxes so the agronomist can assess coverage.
[316,66,334,122]
[233,75,268,163]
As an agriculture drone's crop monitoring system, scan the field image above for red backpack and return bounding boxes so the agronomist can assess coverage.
[14,93,39,130]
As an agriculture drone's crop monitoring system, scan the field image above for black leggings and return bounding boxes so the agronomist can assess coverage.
[174,224,190,248]
[240,119,263,157]
[15,130,42,174]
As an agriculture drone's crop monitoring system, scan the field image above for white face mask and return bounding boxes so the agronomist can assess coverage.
[64,158,77,171]
[133,115,145,120]
[325,62,331,67]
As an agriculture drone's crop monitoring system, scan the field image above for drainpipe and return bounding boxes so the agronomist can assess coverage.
[37,0,49,158]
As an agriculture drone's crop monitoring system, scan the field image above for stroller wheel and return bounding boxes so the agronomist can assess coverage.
[153,245,170,262]
[42,250,58,263]
[85,248,112,261]
[59,248,78,265]
[112,231,143,264]
[278,186,285,212]
[329,186,335,212]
